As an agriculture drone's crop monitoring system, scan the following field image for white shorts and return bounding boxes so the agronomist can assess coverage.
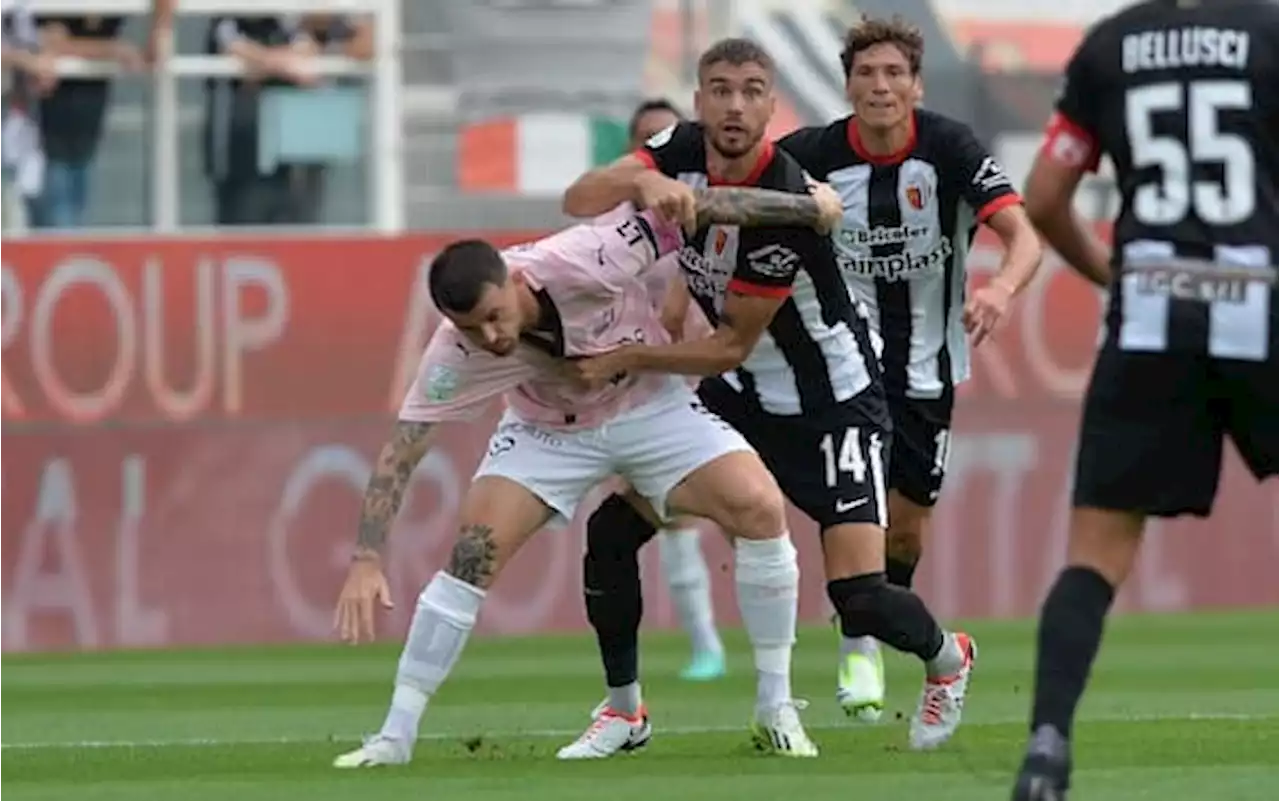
[475,386,753,523]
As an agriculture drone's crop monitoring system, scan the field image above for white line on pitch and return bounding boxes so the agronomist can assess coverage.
[1,712,1271,751]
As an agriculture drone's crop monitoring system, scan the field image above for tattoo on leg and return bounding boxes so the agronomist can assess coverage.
[447,524,498,585]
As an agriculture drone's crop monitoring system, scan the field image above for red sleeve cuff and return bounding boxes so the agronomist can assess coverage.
[977,193,1023,224]
[632,149,657,170]
[1041,111,1101,173]
[727,278,791,299]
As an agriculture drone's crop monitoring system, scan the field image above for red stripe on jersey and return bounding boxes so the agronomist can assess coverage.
[633,148,658,170]
[977,193,1023,224]
[727,278,791,299]
[1041,112,1101,173]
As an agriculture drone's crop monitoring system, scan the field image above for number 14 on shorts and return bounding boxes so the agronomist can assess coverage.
[818,427,885,492]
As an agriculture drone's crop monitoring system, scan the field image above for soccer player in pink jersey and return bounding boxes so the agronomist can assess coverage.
[331,187,844,769]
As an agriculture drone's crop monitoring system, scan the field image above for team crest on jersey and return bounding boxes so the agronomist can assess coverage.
[905,184,929,210]
[713,228,729,255]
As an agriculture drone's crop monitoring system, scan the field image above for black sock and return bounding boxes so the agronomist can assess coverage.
[828,572,945,661]
[886,556,918,589]
[1030,566,1115,739]
[583,494,657,688]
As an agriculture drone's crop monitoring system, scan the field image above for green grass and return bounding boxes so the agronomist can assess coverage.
[3,610,1277,800]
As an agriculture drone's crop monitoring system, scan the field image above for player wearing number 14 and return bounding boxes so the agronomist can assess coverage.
[1014,1,1277,798]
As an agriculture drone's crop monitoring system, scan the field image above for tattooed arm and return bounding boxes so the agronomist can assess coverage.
[351,420,437,561]
[693,184,844,232]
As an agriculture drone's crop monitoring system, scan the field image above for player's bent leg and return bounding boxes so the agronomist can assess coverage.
[658,525,726,681]
[559,492,660,761]
[335,476,553,768]
[835,489,934,722]
[664,451,817,758]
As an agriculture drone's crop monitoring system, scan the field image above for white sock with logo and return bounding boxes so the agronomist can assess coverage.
[380,571,485,741]
[733,534,799,710]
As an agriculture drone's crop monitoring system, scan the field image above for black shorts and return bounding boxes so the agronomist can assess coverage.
[887,392,954,508]
[1072,344,1278,518]
[697,378,893,531]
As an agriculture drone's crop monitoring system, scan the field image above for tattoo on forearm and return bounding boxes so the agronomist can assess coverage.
[446,524,498,586]
[695,188,824,228]
[354,421,434,556]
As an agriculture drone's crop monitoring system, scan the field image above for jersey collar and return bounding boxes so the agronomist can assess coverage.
[847,111,917,166]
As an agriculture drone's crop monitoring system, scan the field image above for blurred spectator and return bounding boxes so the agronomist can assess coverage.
[28,16,142,229]
[627,98,683,149]
[1,0,52,231]
[204,14,371,226]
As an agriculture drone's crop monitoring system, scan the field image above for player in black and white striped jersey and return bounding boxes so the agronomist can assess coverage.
[1013,2,1277,798]
[562,37,978,757]
[777,16,1044,720]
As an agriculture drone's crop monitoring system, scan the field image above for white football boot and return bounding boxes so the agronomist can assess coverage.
[333,734,413,768]
[750,699,819,757]
[909,632,977,751]
[556,704,652,760]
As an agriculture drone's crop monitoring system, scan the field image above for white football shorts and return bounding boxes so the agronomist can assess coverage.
[474,383,753,523]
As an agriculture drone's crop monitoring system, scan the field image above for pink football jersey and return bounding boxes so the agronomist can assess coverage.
[398,206,687,430]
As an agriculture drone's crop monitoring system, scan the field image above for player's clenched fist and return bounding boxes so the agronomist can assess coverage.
[634,170,698,231]
[334,553,395,644]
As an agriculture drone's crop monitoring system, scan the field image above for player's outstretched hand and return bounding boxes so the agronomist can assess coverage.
[334,555,394,645]
[806,179,844,233]
[963,280,1015,347]
[634,171,698,232]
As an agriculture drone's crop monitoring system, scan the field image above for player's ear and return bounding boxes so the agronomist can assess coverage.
[767,91,777,117]
[693,88,704,120]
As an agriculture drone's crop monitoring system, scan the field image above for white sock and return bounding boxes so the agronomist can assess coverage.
[733,534,799,710]
[658,528,723,656]
[926,630,964,679]
[607,681,643,717]
[380,571,485,740]
[840,635,880,660]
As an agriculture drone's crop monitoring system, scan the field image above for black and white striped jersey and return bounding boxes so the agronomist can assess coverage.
[1042,0,1277,362]
[635,121,881,416]
[779,110,1021,400]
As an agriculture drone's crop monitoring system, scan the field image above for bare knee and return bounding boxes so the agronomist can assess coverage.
[1067,507,1145,586]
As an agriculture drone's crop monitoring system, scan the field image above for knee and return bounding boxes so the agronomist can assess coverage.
[445,524,504,589]
[586,493,658,561]
[718,478,788,541]
[826,572,885,632]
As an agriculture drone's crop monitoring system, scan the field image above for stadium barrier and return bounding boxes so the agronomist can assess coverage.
[3,231,1275,652]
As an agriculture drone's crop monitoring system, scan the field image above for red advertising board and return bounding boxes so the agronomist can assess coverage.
[3,233,1276,652]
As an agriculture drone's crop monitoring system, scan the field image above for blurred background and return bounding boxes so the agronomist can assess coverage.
[2,0,1275,653]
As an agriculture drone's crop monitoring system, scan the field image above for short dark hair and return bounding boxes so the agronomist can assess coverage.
[697,37,775,82]
[840,15,924,77]
[628,98,683,141]
[428,240,508,314]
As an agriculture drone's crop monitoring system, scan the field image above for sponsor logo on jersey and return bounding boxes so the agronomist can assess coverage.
[745,244,800,280]
[971,156,1012,193]
[678,246,732,307]
[424,365,459,402]
[713,228,729,255]
[836,235,955,282]
[645,123,676,149]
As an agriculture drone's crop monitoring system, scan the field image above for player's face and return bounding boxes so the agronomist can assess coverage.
[846,43,920,131]
[695,61,776,159]
[445,281,523,357]
[630,108,681,150]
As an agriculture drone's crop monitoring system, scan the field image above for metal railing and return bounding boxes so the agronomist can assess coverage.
[23,0,403,232]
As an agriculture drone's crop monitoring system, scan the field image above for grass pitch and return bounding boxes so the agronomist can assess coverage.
[3,610,1276,800]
